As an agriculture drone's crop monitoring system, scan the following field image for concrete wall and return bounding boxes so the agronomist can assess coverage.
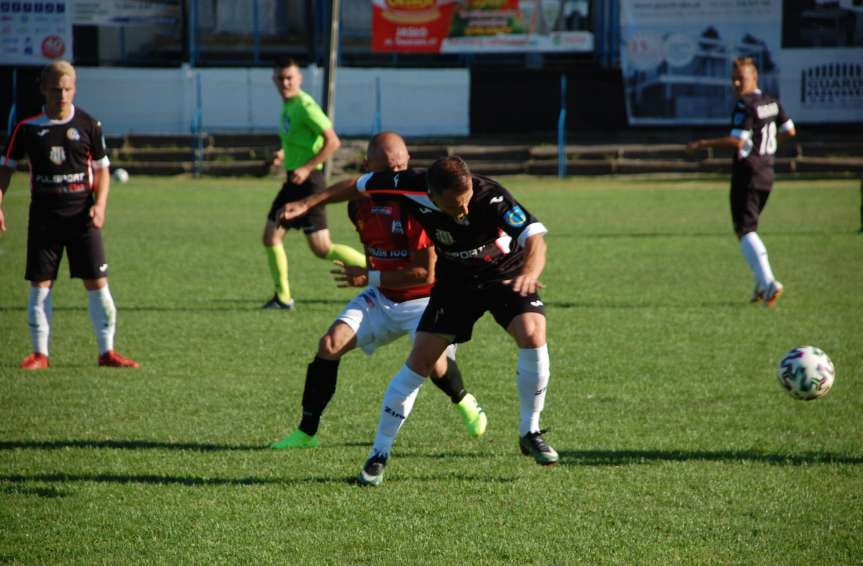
[74,66,470,137]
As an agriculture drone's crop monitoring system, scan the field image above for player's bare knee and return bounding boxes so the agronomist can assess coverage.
[317,334,342,359]
[311,245,330,259]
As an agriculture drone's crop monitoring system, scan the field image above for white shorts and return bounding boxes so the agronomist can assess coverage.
[336,287,457,359]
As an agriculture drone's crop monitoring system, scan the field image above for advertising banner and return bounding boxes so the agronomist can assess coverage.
[620,0,782,125]
[779,1,863,123]
[779,50,863,123]
[1,1,73,66]
[372,0,593,53]
[72,0,180,27]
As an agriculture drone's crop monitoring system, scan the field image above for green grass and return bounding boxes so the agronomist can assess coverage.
[1,174,861,564]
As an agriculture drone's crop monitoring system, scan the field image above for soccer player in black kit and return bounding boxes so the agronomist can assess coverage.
[689,57,796,308]
[280,155,558,486]
[0,60,139,370]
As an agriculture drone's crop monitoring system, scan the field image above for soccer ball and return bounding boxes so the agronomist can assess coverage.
[113,168,130,183]
[777,346,835,400]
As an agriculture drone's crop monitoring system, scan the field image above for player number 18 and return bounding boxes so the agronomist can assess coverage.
[759,122,777,155]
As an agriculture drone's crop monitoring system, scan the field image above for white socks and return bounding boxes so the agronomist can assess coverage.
[88,285,117,355]
[367,345,550,457]
[27,287,52,355]
[740,232,775,290]
[517,345,550,436]
[369,365,425,459]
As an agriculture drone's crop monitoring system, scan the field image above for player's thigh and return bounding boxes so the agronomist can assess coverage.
[730,176,765,236]
[66,224,108,279]
[318,320,359,359]
[25,217,64,282]
[335,288,403,355]
[486,283,546,343]
[416,286,485,344]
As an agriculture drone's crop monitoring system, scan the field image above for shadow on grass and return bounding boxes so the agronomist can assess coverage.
[0,471,513,488]
[0,484,69,498]
[0,439,267,451]
[0,298,346,313]
[559,449,863,466]
[545,300,744,309]
[0,472,333,487]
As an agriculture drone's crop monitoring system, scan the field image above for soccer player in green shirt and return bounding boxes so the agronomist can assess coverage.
[261,57,365,310]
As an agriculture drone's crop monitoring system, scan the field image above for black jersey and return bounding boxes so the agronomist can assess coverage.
[2,106,110,215]
[730,91,792,190]
[356,169,548,290]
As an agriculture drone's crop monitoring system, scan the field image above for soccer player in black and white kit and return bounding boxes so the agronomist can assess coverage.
[689,57,796,307]
[280,155,558,486]
[0,60,139,370]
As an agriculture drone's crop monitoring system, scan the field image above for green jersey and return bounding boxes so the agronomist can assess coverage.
[278,90,332,171]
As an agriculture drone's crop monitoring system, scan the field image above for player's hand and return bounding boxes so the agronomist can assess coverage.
[290,165,311,185]
[89,204,106,229]
[271,149,284,168]
[278,201,310,225]
[330,261,368,288]
[504,274,545,297]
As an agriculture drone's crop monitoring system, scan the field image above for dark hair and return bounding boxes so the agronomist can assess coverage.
[427,156,471,195]
[273,56,301,70]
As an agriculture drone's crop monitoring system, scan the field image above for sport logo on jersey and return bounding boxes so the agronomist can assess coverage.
[49,146,66,165]
[66,128,80,141]
[391,220,404,234]
[371,206,393,215]
[504,205,527,228]
[435,229,454,245]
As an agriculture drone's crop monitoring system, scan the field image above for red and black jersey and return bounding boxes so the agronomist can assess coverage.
[730,91,793,190]
[356,169,548,290]
[2,105,110,215]
[348,196,434,302]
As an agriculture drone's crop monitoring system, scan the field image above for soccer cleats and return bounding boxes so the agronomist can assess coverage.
[519,430,559,466]
[764,281,783,308]
[750,285,765,304]
[750,281,783,308]
[98,351,141,368]
[357,452,388,486]
[20,353,49,370]
[456,393,487,438]
[262,295,295,310]
[271,429,320,449]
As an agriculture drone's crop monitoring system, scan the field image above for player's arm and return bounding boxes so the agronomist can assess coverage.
[509,233,547,297]
[332,247,435,289]
[279,176,361,224]
[778,118,796,141]
[687,136,743,153]
[90,164,110,229]
[0,166,13,233]
[291,127,341,185]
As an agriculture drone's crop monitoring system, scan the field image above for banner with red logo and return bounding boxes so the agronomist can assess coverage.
[1,1,73,65]
[372,0,593,53]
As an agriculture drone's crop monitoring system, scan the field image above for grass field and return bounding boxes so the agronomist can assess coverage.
[1,173,861,564]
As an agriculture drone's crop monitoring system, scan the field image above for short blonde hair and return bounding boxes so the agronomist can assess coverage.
[733,57,758,78]
[41,60,76,85]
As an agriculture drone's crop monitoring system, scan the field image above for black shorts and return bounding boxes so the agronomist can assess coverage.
[267,170,328,234]
[730,173,771,237]
[26,207,108,281]
[417,281,546,344]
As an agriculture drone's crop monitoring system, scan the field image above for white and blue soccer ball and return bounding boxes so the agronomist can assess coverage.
[777,346,835,400]
[113,168,130,183]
